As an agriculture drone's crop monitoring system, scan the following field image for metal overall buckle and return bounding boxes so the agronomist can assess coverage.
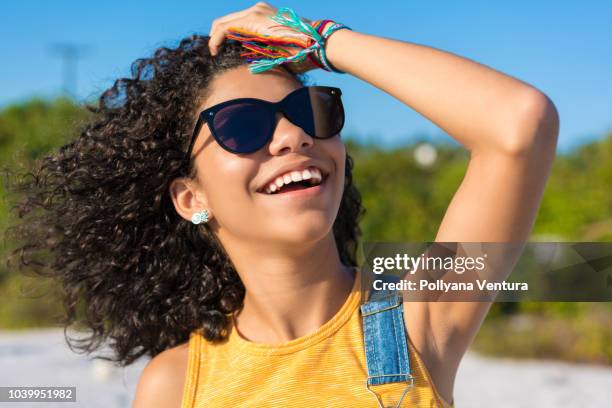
[366,373,415,408]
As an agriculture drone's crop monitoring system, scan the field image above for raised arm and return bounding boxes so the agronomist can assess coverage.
[326,29,558,158]
[325,26,559,404]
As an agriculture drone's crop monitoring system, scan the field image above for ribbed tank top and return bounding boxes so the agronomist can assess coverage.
[181,267,454,407]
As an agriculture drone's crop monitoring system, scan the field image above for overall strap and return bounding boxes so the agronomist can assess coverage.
[360,273,414,408]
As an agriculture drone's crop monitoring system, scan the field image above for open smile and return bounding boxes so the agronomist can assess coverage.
[257,166,329,198]
[257,165,329,196]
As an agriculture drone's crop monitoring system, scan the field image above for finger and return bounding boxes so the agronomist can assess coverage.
[208,31,225,56]
[209,9,251,37]
[208,2,272,37]
[209,19,243,56]
[208,11,263,55]
[209,4,278,56]
[209,13,268,56]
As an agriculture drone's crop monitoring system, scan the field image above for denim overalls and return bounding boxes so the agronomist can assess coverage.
[360,273,414,408]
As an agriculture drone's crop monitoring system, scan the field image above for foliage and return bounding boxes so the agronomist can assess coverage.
[473,302,612,365]
[1,98,610,363]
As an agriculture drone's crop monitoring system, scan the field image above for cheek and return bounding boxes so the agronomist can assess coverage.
[314,137,347,222]
[327,137,347,190]
[329,137,346,159]
[197,150,257,216]
[333,142,347,211]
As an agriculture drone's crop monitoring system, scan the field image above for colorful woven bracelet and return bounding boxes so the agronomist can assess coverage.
[310,19,350,73]
[225,7,351,74]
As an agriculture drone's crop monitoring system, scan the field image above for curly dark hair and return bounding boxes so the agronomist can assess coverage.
[4,34,364,366]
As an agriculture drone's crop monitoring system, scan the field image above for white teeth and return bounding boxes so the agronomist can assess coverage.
[311,167,322,181]
[263,166,324,194]
[290,171,302,182]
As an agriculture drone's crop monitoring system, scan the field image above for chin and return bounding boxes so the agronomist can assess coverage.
[270,215,335,245]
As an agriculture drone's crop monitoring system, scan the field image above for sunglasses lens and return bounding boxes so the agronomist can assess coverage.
[284,87,344,139]
[212,103,273,153]
[204,87,344,155]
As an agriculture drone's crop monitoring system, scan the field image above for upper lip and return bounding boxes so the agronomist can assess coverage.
[256,160,329,193]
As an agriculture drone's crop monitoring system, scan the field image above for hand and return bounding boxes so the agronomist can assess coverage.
[208,2,319,74]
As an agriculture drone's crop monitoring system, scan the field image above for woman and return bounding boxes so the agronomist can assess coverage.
[8,2,558,407]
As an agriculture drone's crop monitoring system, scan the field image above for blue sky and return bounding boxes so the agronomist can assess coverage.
[1,0,611,152]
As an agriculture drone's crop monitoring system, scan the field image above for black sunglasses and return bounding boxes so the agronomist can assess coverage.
[186,86,345,157]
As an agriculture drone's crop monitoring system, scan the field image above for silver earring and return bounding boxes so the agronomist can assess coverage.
[191,209,210,225]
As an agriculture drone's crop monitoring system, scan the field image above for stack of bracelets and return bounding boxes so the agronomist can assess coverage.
[225,7,351,74]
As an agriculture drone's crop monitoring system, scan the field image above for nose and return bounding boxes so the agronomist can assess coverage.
[267,112,314,155]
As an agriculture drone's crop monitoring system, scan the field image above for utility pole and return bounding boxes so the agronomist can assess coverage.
[49,43,91,99]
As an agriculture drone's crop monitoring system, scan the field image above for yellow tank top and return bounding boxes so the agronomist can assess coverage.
[181,267,454,408]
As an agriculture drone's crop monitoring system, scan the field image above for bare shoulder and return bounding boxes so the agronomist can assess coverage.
[132,341,190,408]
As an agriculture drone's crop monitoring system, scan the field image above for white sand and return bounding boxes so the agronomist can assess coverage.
[0,329,610,407]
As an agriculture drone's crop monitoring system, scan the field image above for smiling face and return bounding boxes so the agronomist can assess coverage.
[171,65,346,251]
